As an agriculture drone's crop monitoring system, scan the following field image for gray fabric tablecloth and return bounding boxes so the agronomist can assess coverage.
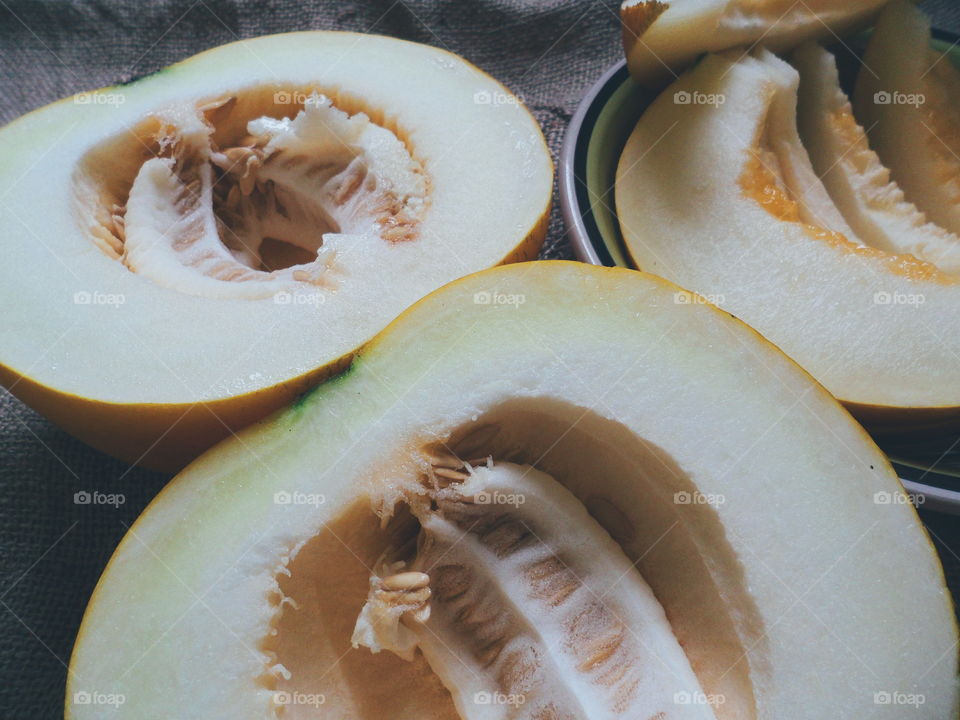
[1,1,958,716]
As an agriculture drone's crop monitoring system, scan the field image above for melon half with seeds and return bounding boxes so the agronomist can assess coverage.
[616,48,960,433]
[0,32,552,470]
[67,262,957,719]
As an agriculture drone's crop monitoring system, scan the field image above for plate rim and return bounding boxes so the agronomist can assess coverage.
[559,58,628,267]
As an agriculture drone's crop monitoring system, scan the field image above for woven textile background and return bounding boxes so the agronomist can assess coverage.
[1,1,958,716]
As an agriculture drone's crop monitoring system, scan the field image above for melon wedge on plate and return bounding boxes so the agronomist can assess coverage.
[853,0,960,238]
[616,48,960,432]
[793,42,960,274]
[67,262,957,719]
[0,32,552,471]
[620,0,888,87]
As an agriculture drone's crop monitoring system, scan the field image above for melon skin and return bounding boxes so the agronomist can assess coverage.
[0,353,352,472]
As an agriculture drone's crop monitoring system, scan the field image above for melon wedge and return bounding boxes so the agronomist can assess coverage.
[793,42,960,274]
[0,32,552,471]
[620,0,888,87]
[67,261,956,719]
[616,48,960,428]
[853,0,960,238]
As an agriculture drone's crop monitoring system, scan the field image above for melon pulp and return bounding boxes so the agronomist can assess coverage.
[67,262,957,719]
[0,31,552,471]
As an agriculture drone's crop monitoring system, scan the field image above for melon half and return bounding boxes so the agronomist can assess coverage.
[0,32,552,471]
[67,262,957,719]
[616,48,960,432]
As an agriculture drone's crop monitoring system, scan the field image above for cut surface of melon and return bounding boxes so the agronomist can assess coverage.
[616,48,960,419]
[0,32,552,470]
[67,262,957,720]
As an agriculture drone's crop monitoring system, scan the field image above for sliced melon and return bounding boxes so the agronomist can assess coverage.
[0,32,552,471]
[67,262,956,719]
[853,0,960,237]
[793,42,960,273]
[616,48,960,427]
[620,0,888,87]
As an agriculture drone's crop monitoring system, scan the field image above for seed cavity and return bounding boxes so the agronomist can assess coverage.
[74,89,428,300]
[351,460,717,719]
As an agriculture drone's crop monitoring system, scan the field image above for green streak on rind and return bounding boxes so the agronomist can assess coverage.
[293,358,357,412]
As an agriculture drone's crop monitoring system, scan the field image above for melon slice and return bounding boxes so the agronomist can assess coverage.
[853,0,960,238]
[620,0,888,87]
[0,32,552,471]
[67,262,956,719]
[616,48,960,428]
[793,41,960,273]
